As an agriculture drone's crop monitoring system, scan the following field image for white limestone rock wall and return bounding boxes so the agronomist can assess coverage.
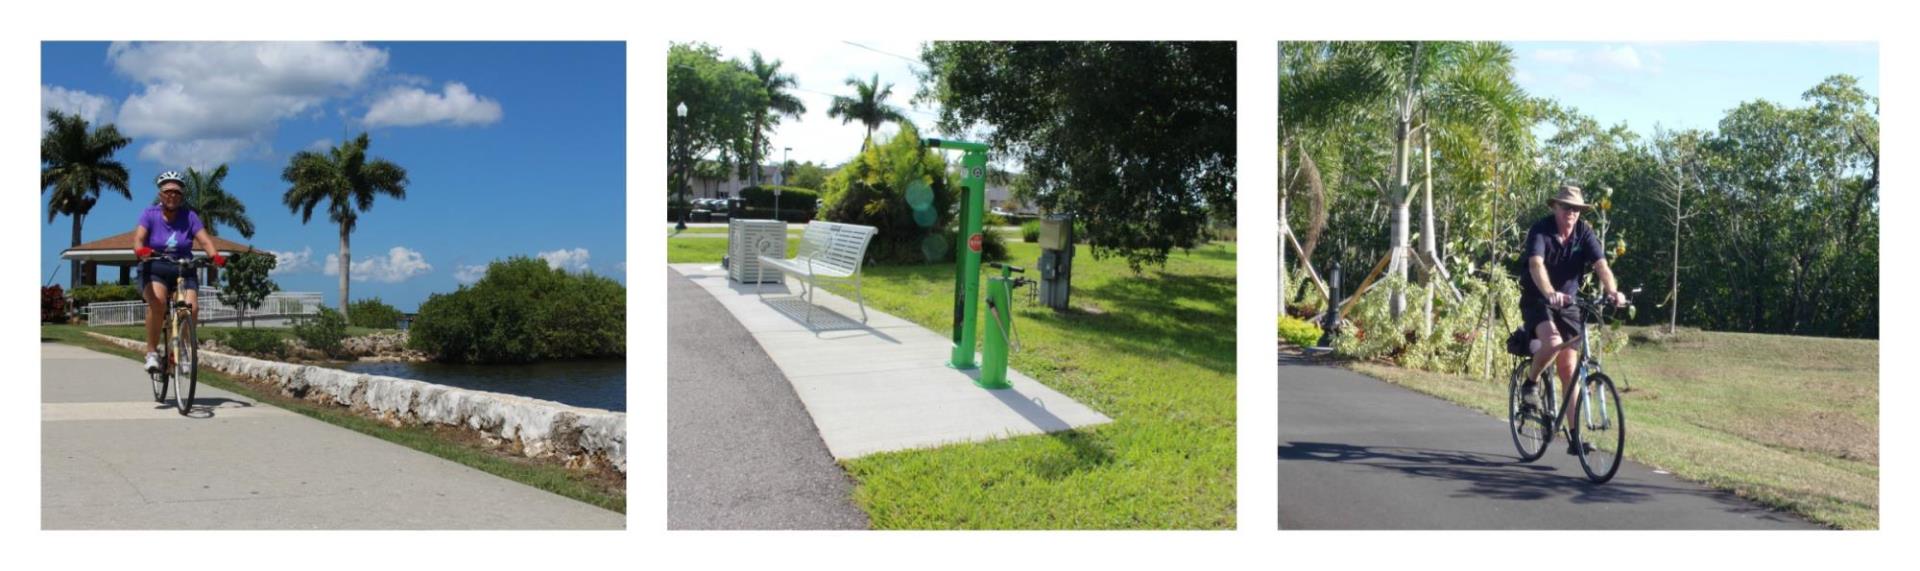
[88,332,625,474]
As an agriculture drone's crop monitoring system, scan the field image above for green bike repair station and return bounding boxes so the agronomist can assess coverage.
[925,138,1074,390]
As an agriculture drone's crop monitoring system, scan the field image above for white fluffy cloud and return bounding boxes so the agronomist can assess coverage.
[1525,44,1664,93]
[324,246,432,283]
[538,248,592,272]
[267,246,317,275]
[107,42,389,167]
[41,85,115,129]
[362,82,503,128]
[454,264,487,285]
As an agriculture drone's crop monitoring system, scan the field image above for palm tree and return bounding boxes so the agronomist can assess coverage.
[1281,42,1526,319]
[182,165,255,239]
[827,73,907,149]
[281,133,408,320]
[749,51,806,188]
[41,110,131,289]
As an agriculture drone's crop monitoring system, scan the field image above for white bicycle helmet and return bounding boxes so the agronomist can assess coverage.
[156,171,186,188]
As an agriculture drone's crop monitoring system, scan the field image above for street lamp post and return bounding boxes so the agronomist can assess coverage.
[776,146,791,221]
[676,102,689,231]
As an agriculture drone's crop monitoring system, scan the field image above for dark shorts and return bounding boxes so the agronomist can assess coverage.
[1520,297,1582,342]
[139,259,199,294]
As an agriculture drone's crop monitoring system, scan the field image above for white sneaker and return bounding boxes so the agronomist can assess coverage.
[144,352,161,373]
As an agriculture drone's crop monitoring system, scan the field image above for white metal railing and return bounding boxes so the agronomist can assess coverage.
[82,290,325,326]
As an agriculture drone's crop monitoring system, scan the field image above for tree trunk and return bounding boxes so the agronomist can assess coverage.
[1420,122,1436,335]
[1280,139,1290,314]
[1669,186,1681,334]
[1387,44,1420,320]
[338,229,351,321]
[70,212,85,290]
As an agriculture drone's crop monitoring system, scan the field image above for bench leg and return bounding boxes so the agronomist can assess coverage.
[855,272,868,323]
[755,264,765,300]
[804,274,815,324]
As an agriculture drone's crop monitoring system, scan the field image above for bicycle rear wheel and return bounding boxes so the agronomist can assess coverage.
[150,329,169,403]
[1572,373,1625,483]
[172,314,197,415]
[1508,359,1554,462]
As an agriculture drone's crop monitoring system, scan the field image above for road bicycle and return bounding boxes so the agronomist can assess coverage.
[1507,287,1639,483]
[145,255,215,415]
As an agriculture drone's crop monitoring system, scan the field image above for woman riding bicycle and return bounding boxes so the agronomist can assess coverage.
[134,171,225,374]
[1520,185,1627,450]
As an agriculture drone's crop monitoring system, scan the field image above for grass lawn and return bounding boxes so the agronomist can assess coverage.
[85,324,392,343]
[1335,328,1877,529]
[804,241,1236,529]
[40,324,625,514]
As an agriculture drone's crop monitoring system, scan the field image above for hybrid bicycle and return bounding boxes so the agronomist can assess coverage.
[1507,287,1638,483]
[146,255,215,415]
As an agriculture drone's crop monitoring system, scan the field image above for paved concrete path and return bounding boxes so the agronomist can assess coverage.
[670,263,1110,459]
[668,269,869,530]
[1276,351,1818,530]
[41,342,623,529]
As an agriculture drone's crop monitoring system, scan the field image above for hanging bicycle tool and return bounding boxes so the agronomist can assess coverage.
[925,138,997,387]
[981,262,1033,389]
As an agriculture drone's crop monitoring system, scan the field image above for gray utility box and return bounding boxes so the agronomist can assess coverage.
[727,219,787,283]
[1036,216,1075,311]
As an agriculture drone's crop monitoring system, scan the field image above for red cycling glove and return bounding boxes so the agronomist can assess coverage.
[212,254,227,267]
[135,246,153,259]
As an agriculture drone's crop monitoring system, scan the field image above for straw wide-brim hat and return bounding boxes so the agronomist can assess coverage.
[1549,185,1593,211]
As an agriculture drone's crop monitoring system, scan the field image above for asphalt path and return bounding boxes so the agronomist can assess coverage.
[40,342,623,529]
[667,268,869,530]
[1276,350,1819,530]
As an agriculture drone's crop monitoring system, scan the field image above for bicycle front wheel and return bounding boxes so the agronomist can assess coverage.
[173,314,197,415]
[1508,359,1554,462]
[1572,373,1625,483]
[151,329,170,403]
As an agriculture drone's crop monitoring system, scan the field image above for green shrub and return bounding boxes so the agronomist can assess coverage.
[218,328,286,357]
[292,306,348,357]
[740,185,820,212]
[1331,274,1526,379]
[69,284,143,309]
[819,124,960,264]
[1020,220,1041,243]
[408,257,626,364]
[1278,315,1322,348]
[348,297,404,329]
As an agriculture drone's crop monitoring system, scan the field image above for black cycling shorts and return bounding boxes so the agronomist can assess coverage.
[139,258,200,293]
[1520,297,1582,342]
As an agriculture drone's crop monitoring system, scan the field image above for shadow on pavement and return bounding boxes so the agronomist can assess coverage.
[1279,441,1721,506]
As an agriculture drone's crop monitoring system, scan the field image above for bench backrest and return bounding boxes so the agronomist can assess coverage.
[797,221,878,274]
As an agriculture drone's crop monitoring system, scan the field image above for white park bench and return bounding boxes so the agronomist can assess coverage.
[756,221,879,324]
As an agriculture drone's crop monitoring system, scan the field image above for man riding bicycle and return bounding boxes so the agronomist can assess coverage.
[135,171,225,373]
[1520,185,1627,452]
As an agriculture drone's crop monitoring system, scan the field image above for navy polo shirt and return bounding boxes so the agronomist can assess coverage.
[1519,216,1603,304]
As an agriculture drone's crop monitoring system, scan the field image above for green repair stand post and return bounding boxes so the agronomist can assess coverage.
[926,138,1006,389]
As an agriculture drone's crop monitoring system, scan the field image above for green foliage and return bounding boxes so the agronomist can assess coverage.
[217,249,278,324]
[68,284,142,308]
[827,73,908,145]
[783,160,833,190]
[667,42,765,197]
[1020,220,1041,243]
[182,164,254,238]
[42,109,132,289]
[408,257,626,364]
[217,327,285,358]
[281,132,408,317]
[291,306,349,357]
[739,185,819,211]
[348,297,404,329]
[920,41,1236,269]
[1333,274,1523,378]
[819,124,960,264]
[1278,315,1322,348]
[1285,40,1878,339]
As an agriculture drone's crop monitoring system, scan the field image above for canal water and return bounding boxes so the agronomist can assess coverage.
[335,359,625,412]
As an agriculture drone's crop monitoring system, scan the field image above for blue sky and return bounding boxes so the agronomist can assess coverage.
[40,42,626,311]
[1508,42,1878,136]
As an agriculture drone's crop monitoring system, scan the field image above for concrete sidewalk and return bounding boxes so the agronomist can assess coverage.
[41,342,624,530]
[670,263,1110,459]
